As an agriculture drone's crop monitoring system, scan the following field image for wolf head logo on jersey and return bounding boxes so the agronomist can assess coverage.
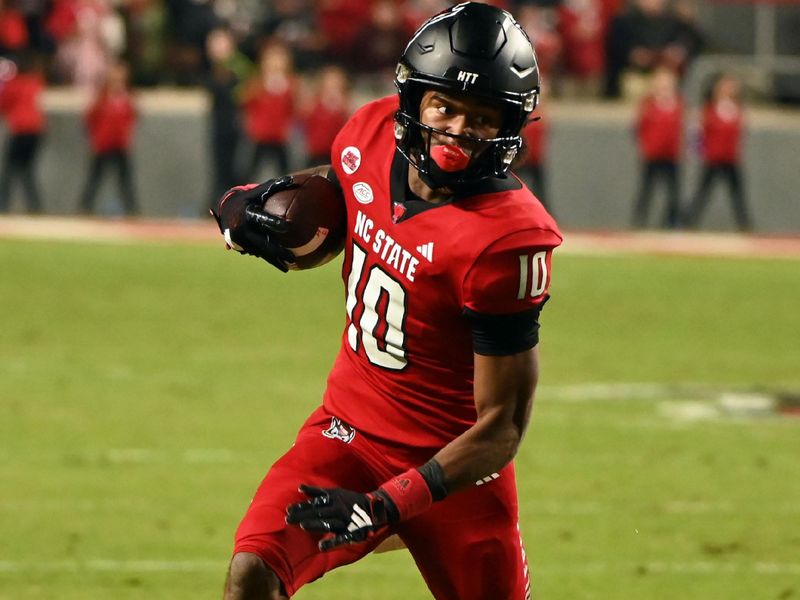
[393,2,540,191]
[322,417,356,443]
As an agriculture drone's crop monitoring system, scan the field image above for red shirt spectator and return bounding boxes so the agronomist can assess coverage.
[304,100,349,161]
[516,5,561,79]
[0,72,45,135]
[557,0,608,79]
[86,90,136,153]
[302,65,350,163]
[242,78,295,144]
[701,99,742,165]
[45,0,78,42]
[0,6,28,51]
[636,94,683,161]
[243,40,296,146]
[318,0,372,61]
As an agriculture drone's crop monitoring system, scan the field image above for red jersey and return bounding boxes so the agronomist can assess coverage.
[85,91,137,153]
[636,95,683,161]
[323,96,562,449]
[242,78,294,144]
[0,73,45,135]
[701,100,743,164]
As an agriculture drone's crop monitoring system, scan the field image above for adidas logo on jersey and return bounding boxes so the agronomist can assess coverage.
[475,472,500,486]
[416,242,434,262]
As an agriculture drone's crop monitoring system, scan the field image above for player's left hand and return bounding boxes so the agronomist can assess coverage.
[285,484,399,551]
[209,176,296,272]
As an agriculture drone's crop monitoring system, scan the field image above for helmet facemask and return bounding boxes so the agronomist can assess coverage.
[394,104,524,192]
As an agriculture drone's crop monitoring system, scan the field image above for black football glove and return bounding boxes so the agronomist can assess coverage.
[285,484,399,551]
[210,175,296,272]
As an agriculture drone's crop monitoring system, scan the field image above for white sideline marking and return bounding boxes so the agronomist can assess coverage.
[538,382,719,401]
[1,216,798,259]
[519,500,800,516]
[0,559,222,573]
[534,562,800,576]
[1,559,799,576]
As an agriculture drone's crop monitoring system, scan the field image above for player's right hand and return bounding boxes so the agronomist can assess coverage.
[210,176,296,272]
[285,484,398,552]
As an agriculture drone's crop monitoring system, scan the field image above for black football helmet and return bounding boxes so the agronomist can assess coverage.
[394,2,540,191]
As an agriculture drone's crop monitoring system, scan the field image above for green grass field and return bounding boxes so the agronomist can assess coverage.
[1,237,798,600]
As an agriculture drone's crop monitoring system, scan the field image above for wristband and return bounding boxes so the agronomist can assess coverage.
[378,467,433,523]
[417,458,448,501]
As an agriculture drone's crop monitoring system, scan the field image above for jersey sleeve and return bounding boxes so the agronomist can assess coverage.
[461,228,561,355]
[462,228,560,315]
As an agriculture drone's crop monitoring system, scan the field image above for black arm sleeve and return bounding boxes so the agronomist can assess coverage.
[462,298,548,356]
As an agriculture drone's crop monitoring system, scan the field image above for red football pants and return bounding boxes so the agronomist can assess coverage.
[234,407,532,599]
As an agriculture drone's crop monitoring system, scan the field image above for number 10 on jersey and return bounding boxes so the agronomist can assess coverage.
[346,244,408,370]
[518,251,548,299]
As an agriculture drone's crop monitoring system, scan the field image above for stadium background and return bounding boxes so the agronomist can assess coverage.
[0,1,798,599]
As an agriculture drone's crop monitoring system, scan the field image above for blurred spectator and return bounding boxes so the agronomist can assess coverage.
[257,0,325,72]
[672,0,704,73]
[556,0,618,97]
[631,67,683,228]
[205,26,251,208]
[241,39,295,180]
[78,60,138,216]
[15,0,51,55]
[45,0,79,48]
[604,0,693,99]
[0,0,29,56]
[53,0,121,89]
[349,0,408,77]
[515,4,561,84]
[301,64,351,167]
[684,74,751,231]
[165,0,218,86]
[0,51,45,213]
[214,0,265,40]
[317,0,371,65]
[122,0,166,86]
[404,0,451,33]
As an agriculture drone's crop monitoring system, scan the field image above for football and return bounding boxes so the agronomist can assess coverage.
[262,173,347,270]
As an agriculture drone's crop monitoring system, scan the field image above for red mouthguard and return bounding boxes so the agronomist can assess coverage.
[430,144,470,172]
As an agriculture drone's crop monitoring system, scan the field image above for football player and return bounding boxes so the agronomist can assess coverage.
[212,3,562,599]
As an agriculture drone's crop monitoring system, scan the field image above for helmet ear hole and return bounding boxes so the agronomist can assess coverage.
[396,63,411,84]
[524,91,538,113]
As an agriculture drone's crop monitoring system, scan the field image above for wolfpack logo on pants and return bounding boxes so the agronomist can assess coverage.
[322,417,356,443]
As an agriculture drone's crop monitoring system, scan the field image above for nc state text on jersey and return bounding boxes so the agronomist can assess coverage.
[354,210,420,282]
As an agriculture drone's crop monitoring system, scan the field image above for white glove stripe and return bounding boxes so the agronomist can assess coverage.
[347,504,373,532]
[224,229,244,252]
